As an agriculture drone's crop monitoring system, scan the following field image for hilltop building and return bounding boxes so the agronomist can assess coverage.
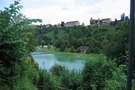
[90,17,111,26]
[90,17,100,26]
[65,20,80,27]
[101,18,111,25]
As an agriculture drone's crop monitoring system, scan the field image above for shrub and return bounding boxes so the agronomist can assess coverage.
[60,68,82,90]
[82,59,126,90]
[50,64,65,76]
[70,46,75,53]
[48,43,51,49]
[64,47,71,52]
[103,67,126,90]
[37,69,55,90]
[12,76,38,90]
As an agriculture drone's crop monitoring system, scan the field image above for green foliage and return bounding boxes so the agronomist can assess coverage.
[39,35,52,45]
[82,59,126,90]
[55,38,69,51]
[34,17,131,89]
[41,40,45,47]
[50,64,82,90]
[1,56,39,90]
[0,0,42,88]
[64,47,71,52]
[61,21,65,27]
[60,68,82,90]
[82,59,107,90]
[37,69,55,90]
[50,64,65,76]
[0,1,131,89]
[120,13,125,21]
[12,76,38,90]
[103,20,129,65]
[24,57,39,85]
[70,46,75,53]
[103,67,126,90]
[47,43,51,49]
[36,18,129,63]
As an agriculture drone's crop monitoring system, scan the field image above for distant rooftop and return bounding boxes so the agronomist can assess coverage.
[66,20,80,23]
[101,18,111,20]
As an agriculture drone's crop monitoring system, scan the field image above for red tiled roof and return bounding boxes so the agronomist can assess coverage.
[91,19,98,21]
[90,17,100,21]
[101,18,111,20]
[66,20,79,23]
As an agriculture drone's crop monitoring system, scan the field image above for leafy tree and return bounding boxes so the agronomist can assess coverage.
[70,46,75,53]
[55,38,69,51]
[54,28,58,39]
[103,21,129,65]
[41,40,45,47]
[37,69,55,90]
[60,68,82,90]
[47,43,51,49]
[61,21,65,27]
[50,64,65,76]
[120,13,125,21]
[0,0,42,88]
[64,47,71,52]
[125,16,129,21]
[82,59,126,90]
[40,35,51,45]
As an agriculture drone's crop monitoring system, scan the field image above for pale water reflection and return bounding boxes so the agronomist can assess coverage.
[31,51,85,71]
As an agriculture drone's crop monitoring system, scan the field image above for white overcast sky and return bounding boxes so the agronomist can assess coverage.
[0,0,130,25]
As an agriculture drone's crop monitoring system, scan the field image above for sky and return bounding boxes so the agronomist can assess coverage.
[0,0,130,25]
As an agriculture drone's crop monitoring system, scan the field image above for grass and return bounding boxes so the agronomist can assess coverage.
[38,46,107,61]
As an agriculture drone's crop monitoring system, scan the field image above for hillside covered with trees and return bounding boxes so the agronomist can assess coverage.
[35,15,129,65]
[1,0,135,90]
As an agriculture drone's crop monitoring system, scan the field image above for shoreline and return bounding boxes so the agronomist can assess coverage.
[37,46,106,61]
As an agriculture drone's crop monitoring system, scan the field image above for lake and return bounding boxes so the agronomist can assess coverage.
[31,51,85,71]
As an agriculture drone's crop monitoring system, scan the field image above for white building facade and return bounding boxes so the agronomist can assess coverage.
[65,21,80,27]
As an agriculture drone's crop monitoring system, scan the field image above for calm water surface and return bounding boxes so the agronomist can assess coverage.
[31,51,85,71]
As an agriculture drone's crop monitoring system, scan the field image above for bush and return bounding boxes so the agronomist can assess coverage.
[50,64,65,76]
[48,43,51,49]
[70,46,75,53]
[60,68,82,90]
[82,60,106,90]
[12,76,38,90]
[0,0,41,88]
[37,69,55,90]
[64,47,71,52]
[103,67,126,90]
[82,58,126,90]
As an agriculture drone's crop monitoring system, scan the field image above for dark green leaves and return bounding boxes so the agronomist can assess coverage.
[0,0,42,88]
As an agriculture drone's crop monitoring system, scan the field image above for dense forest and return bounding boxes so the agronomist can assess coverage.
[1,0,135,90]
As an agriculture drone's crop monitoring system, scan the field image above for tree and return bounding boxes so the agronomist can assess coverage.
[120,13,125,21]
[13,13,38,52]
[70,46,75,53]
[61,21,65,27]
[125,16,129,21]
[54,28,58,39]
[103,21,129,65]
[41,40,45,47]
[0,0,42,88]
[82,60,126,90]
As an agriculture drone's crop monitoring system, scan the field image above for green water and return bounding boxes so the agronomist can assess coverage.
[31,51,85,71]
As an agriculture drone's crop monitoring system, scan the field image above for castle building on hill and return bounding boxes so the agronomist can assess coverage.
[90,17,111,26]
[65,20,80,27]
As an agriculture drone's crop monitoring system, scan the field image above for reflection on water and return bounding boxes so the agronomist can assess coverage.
[31,51,85,70]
